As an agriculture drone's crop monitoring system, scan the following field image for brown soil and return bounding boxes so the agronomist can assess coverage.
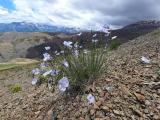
[0,30,160,120]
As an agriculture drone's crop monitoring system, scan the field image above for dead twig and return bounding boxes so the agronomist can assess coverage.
[142,81,160,85]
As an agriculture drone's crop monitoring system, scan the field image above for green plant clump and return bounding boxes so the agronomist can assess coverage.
[31,28,114,95]
[108,40,121,50]
[9,84,22,93]
[58,49,105,93]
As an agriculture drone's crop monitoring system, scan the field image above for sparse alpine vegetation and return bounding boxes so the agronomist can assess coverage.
[108,40,121,50]
[0,63,18,71]
[31,26,110,95]
[57,49,105,93]
[1,27,160,120]
[8,84,22,93]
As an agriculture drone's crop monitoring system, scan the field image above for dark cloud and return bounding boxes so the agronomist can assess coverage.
[1,0,160,28]
[70,0,160,26]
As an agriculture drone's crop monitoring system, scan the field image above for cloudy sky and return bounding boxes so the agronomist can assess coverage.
[0,0,160,28]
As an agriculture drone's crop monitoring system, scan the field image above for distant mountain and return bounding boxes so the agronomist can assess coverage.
[111,20,160,43]
[123,20,160,29]
[0,20,160,62]
[0,22,77,33]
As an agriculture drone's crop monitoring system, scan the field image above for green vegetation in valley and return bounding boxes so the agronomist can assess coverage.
[0,58,39,71]
[0,63,19,71]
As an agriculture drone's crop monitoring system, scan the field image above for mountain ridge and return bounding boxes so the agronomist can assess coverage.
[0,22,77,33]
[0,20,160,62]
[111,20,160,43]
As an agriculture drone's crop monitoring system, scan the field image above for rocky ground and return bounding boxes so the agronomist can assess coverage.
[0,30,160,120]
[0,65,54,120]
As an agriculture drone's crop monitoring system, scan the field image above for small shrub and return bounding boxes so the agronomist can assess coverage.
[58,49,105,93]
[31,41,106,95]
[9,84,22,93]
[108,40,121,50]
[31,26,113,96]
[152,29,160,35]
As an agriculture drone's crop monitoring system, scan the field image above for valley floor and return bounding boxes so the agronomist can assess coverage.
[0,31,160,120]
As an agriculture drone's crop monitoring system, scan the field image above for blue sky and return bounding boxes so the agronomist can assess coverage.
[0,0,15,11]
[0,0,159,28]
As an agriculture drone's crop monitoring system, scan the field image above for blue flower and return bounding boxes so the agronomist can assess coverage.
[101,25,111,35]
[87,94,95,104]
[43,53,52,61]
[50,69,59,76]
[74,50,79,57]
[60,51,64,54]
[32,78,38,85]
[92,34,97,38]
[79,45,83,48]
[45,46,51,50]
[63,60,69,67]
[32,68,40,75]
[40,62,47,68]
[92,39,98,43]
[56,53,60,56]
[58,77,69,92]
[63,41,73,48]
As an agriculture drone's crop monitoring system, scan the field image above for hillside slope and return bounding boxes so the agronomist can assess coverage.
[51,29,160,119]
[0,32,66,62]
[24,21,160,59]
[112,20,160,43]
[0,30,160,119]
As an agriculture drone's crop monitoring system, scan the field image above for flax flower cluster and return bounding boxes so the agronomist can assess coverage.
[31,25,112,102]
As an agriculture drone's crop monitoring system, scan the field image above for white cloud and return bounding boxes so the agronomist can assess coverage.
[0,0,106,28]
[0,6,8,15]
[0,0,160,28]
